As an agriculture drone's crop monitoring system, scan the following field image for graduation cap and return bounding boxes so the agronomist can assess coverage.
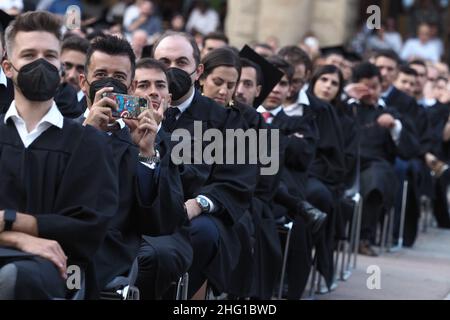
[0,10,14,33]
[239,44,283,108]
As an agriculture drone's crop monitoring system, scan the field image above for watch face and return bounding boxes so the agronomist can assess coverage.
[197,197,209,211]
[199,198,208,208]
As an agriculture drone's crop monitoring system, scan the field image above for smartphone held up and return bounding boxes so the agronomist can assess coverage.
[103,92,148,119]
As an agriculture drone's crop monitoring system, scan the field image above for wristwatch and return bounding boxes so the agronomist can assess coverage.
[3,209,17,232]
[138,149,160,169]
[195,196,210,213]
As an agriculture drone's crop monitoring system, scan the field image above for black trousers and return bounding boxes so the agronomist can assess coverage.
[0,249,66,300]
[136,228,193,300]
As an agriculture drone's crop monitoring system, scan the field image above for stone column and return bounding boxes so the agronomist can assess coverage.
[225,0,359,49]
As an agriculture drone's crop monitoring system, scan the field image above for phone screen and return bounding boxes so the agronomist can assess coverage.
[103,93,148,119]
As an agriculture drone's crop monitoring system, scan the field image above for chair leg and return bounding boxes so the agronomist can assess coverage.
[277,223,293,300]
[380,209,390,255]
[176,273,189,300]
[353,196,363,269]
[307,251,318,300]
[394,180,408,251]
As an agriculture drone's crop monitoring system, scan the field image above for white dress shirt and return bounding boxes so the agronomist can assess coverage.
[256,105,283,124]
[0,68,8,88]
[283,89,310,117]
[172,89,196,120]
[4,101,64,148]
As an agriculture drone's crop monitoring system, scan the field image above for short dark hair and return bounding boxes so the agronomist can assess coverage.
[136,57,168,78]
[200,47,241,81]
[5,11,62,56]
[85,35,136,78]
[86,29,107,42]
[409,59,427,70]
[62,35,90,55]
[278,45,313,76]
[267,55,294,83]
[202,32,229,47]
[398,65,418,77]
[241,58,263,87]
[153,31,201,66]
[352,62,382,83]
[437,76,448,84]
[374,49,401,66]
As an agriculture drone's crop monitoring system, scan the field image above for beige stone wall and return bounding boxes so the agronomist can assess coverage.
[225,0,359,49]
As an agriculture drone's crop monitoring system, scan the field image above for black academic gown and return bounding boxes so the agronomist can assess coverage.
[385,87,433,245]
[303,93,346,289]
[352,102,420,204]
[0,116,119,297]
[0,78,14,114]
[272,108,320,299]
[227,102,282,299]
[76,117,187,297]
[171,91,258,293]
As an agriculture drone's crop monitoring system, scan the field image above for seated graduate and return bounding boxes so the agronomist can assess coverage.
[257,56,326,299]
[198,47,284,299]
[0,11,118,300]
[152,31,258,298]
[130,58,193,300]
[78,35,186,297]
[373,50,433,247]
[279,46,346,290]
[347,62,420,256]
[308,65,358,240]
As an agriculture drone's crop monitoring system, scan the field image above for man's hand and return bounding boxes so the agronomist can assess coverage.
[344,83,370,100]
[14,233,68,279]
[185,199,202,221]
[83,87,118,131]
[124,109,158,157]
[144,94,171,126]
[377,113,396,129]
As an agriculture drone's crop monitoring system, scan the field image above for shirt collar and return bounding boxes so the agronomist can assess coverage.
[0,68,7,87]
[84,107,126,130]
[77,90,85,102]
[382,86,394,99]
[297,89,311,106]
[4,100,64,129]
[257,105,283,117]
[378,98,387,108]
[173,88,196,114]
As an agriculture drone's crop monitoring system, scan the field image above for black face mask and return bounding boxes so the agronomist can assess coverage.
[87,77,128,104]
[166,67,195,101]
[12,58,61,102]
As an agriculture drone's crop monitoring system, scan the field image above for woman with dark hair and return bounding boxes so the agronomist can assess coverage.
[308,65,357,190]
[308,65,358,263]
[200,47,283,300]
[199,47,241,107]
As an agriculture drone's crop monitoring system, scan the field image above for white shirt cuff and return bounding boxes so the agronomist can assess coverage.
[390,119,402,145]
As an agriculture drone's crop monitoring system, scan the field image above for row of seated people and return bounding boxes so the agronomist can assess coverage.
[1,11,449,300]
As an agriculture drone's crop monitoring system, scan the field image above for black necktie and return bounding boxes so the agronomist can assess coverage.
[162,107,181,133]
